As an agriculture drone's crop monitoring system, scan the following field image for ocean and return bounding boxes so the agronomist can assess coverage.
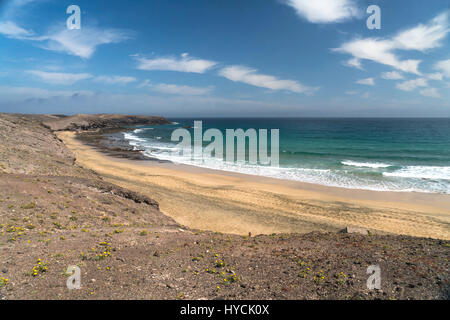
[122,118,450,194]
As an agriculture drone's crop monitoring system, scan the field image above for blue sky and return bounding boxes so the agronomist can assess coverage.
[0,0,449,117]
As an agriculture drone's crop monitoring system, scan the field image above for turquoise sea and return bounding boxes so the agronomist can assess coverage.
[123,118,450,194]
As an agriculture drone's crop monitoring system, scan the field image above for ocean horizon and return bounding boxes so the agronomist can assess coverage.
[121,117,450,194]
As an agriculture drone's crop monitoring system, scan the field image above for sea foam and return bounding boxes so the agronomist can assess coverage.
[122,130,450,194]
[383,166,450,180]
[342,160,392,168]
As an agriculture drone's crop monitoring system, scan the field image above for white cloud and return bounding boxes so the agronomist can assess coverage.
[343,57,363,70]
[218,65,317,94]
[27,70,92,85]
[434,59,450,77]
[420,88,441,98]
[0,18,129,59]
[153,83,213,95]
[285,0,360,23]
[0,21,33,38]
[426,72,443,81]
[37,27,130,59]
[335,38,421,74]
[381,71,404,80]
[139,80,213,95]
[27,70,136,86]
[134,53,217,74]
[137,79,152,88]
[94,75,137,85]
[396,78,428,91]
[393,12,450,52]
[356,77,375,86]
[334,11,450,74]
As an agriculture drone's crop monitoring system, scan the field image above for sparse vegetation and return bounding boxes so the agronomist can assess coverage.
[21,202,36,209]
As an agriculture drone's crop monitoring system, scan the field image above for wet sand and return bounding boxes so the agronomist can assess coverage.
[58,131,450,239]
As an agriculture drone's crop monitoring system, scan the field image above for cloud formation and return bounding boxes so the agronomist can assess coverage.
[356,77,375,86]
[27,70,92,85]
[393,12,450,51]
[334,11,450,74]
[343,57,363,70]
[396,78,428,91]
[419,87,441,98]
[37,27,130,59]
[392,68,444,98]
[134,53,217,74]
[139,80,213,95]
[335,38,421,74]
[285,0,360,23]
[426,73,443,81]
[0,21,33,38]
[381,71,404,80]
[0,17,129,59]
[94,75,137,85]
[434,59,450,78]
[218,65,317,94]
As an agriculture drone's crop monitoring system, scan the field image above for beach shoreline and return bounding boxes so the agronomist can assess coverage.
[59,130,450,239]
[1,113,448,300]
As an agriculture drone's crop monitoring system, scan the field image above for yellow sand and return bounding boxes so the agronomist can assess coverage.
[58,132,450,240]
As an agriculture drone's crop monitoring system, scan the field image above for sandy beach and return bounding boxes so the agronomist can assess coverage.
[58,131,450,240]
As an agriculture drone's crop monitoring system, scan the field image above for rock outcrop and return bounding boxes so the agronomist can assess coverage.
[341,226,370,236]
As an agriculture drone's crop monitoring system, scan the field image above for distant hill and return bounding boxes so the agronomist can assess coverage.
[42,113,170,131]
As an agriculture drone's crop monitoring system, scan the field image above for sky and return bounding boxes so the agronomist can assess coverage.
[0,0,449,117]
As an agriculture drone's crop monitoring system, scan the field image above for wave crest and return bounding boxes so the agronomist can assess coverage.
[384,166,450,180]
[342,160,392,168]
